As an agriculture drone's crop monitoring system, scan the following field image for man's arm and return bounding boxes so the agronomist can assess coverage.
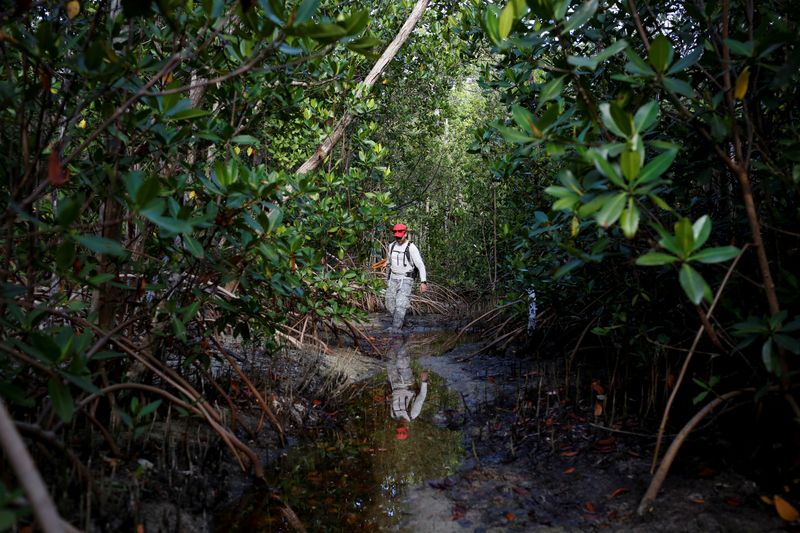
[409,373,428,419]
[409,244,428,291]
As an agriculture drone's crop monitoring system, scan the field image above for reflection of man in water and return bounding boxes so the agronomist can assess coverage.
[388,343,428,422]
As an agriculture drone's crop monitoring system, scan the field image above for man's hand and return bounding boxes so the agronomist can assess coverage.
[419,282,428,294]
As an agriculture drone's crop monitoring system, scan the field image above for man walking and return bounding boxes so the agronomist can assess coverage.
[385,223,428,332]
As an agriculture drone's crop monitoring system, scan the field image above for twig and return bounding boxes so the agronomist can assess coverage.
[638,388,753,516]
[0,398,72,533]
[650,244,749,472]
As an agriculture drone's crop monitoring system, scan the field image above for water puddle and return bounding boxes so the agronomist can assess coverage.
[218,332,465,531]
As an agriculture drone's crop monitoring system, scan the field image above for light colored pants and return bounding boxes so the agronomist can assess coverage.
[385,276,413,328]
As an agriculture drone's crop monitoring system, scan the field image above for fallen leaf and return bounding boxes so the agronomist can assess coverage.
[596,437,615,447]
[560,450,579,457]
[774,495,800,522]
[689,494,705,504]
[594,402,603,416]
[609,487,629,499]
[563,467,576,474]
[698,466,715,478]
[512,486,530,496]
[584,501,596,513]
[136,525,144,533]
[724,496,744,507]
[761,495,774,505]
[505,511,516,521]
[591,380,605,395]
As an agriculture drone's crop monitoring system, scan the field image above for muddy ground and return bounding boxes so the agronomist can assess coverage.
[101,313,794,532]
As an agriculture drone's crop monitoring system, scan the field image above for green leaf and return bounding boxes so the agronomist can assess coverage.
[674,218,694,256]
[73,235,127,257]
[633,101,659,132]
[183,235,205,258]
[648,193,674,212]
[595,192,627,228]
[620,199,640,238]
[499,1,517,39]
[662,77,695,98]
[599,103,629,138]
[567,55,598,71]
[267,207,283,232]
[511,105,538,136]
[635,149,676,185]
[561,0,597,34]
[231,135,259,145]
[761,338,775,373]
[137,399,162,418]
[724,38,754,57]
[539,76,565,104]
[624,48,655,76]
[691,215,711,250]
[648,35,674,72]
[621,150,640,182]
[690,245,740,264]
[294,0,320,25]
[636,252,679,266]
[679,263,709,305]
[592,39,628,63]
[169,108,210,121]
[495,125,537,143]
[48,378,74,423]
[667,47,703,75]
[588,149,624,187]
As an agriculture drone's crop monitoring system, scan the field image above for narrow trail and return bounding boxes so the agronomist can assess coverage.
[220,313,785,532]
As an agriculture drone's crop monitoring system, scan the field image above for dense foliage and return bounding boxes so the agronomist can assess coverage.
[471,0,800,472]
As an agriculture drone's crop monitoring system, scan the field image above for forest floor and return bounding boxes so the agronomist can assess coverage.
[117,313,792,532]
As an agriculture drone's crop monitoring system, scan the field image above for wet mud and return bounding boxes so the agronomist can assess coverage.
[216,314,789,532]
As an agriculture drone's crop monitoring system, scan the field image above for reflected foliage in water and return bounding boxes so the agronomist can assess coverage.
[217,365,462,531]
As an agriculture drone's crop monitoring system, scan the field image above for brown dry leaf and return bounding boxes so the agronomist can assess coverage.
[724,496,744,507]
[563,467,577,474]
[48,151,68,187]
[761,495,774,505]
[136,525,144,533]
[591,380,605,395]
[774,495,800,522]
[596,436,615,446]
[594,402,603,416]
[504,511,516,521]
[583,501,596,513]
[560,450,579,457]
[609,487,629,499]
[690,495,705,504]
[665,372,675,389]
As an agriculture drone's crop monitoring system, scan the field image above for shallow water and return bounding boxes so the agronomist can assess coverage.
[217,327,467,531]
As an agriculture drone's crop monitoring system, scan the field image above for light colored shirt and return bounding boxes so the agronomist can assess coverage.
[391,382,428,421]
[389,241,427,283]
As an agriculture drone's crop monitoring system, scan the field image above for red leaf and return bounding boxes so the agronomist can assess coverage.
[560,450,579,457]
[698,466,715,478]
[591,380,605,395]
[724,496,744,507]
[504,511,516,521]
[609,487,629,499]
[512,486,530,496]
[48,151,68,187]
[584,501,596,513]
[596,436,615,446]
[563,467,577,474]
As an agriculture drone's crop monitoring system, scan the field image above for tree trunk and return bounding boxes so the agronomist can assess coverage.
[295,0,430,175]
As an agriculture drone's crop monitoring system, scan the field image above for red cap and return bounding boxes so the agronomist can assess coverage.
[392,223,407,237]
[395,426,409,440]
